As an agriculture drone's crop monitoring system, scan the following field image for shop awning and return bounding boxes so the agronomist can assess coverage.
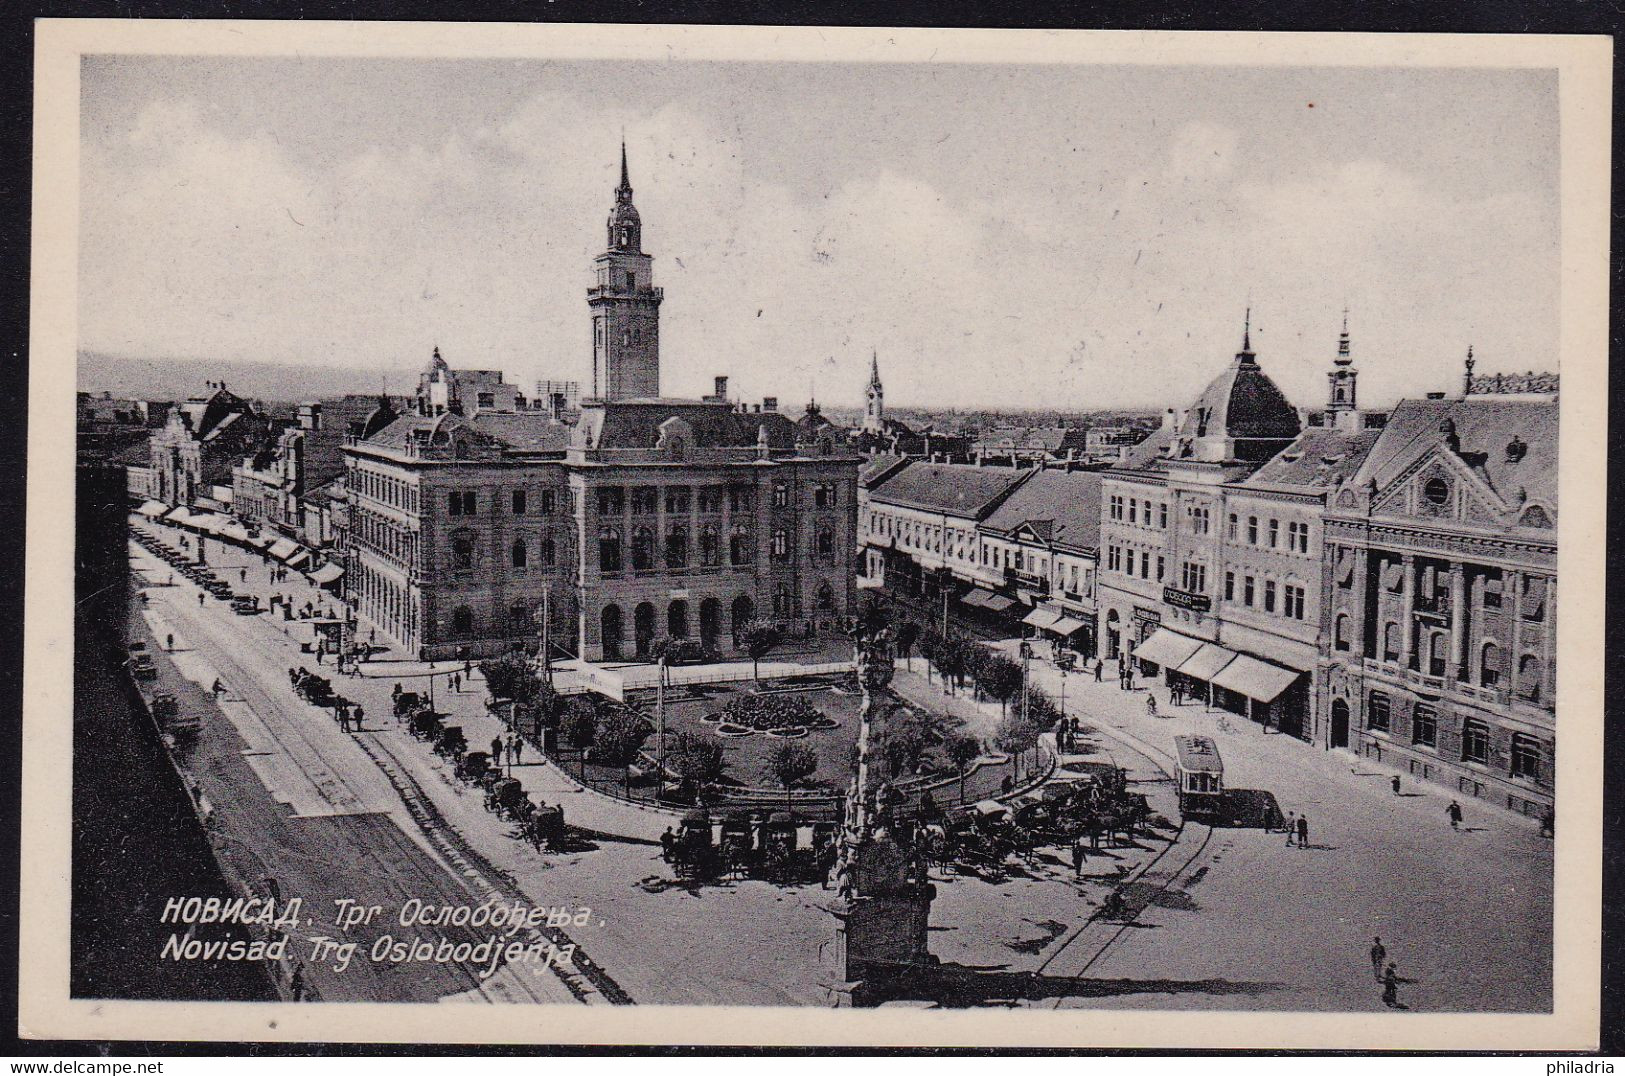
[193,513,227,534]
[1175,642,1239,682]
[1209,654,1302,702]
[962,587,1017,614]
[1133,628,1204,670]
[1049,615,1089,637]
[247,533,274,548]
[219,521,251,543]
[308,563,344,585]
[268,538,298,561]
[136,500,167,519]
[166,507,196,526]
[1022,606,1063,629]
[285,550,312,570]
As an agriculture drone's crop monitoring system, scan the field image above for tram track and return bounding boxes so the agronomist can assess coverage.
[136,536,618,1005]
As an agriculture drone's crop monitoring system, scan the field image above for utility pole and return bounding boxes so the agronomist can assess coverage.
[656,654,667,779]
[538,590,553,689]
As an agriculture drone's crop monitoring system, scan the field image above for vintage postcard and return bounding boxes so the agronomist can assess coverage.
[20,20,1609,1049]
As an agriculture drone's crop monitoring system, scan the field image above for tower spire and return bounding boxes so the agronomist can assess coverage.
[617,138,632,201]
[1235,306,1257,366]
[1335,306,1352,365]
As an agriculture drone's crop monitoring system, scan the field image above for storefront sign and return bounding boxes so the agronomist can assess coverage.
[1163,586,1212,612]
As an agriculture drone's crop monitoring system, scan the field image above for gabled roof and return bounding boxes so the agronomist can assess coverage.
[1351,395,1558,518]
[868,461,1032,520]
[1244,428,1382,491]
[861,453,911,489]
[578,400,802,451]
[979,469,1105,551]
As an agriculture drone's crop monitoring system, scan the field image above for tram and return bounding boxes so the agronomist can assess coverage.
[1173,734,1225,822]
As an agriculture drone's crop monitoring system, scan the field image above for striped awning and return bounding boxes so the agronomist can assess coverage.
[1022,606,1063,629]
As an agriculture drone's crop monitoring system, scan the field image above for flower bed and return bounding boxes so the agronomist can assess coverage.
[719,692,830,733]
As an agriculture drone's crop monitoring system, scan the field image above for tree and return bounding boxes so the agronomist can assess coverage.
[932,634,973,696]
[945,733,981,804]
[855,592,890,636]
[669,732,725,800]
[916,628,942,684]
[765,742,819,812]
[480,653,539,704]
[592,708,652,796]
[995,711,1041,784]
[975,653,1024,716]
[561,697,598,776]
[893,620,921,671]
[738,619,785,685]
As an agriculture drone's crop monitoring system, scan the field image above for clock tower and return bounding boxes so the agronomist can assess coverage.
[588,142,662,400]
[862,350,885,434]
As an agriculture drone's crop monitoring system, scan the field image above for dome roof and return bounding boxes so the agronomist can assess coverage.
[359,395,399,441]
[1179,325,1300,443]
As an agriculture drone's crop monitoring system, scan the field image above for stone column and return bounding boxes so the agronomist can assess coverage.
[1399,554,1416,667]
[1508,570,1524,700]
[1449,562,1467,681]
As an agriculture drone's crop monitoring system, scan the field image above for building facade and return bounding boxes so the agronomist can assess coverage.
[148,383,267,506]
[1316,374,1557,815]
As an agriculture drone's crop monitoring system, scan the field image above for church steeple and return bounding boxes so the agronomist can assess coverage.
[607,141,642,254]
[862,349,885,434]
[1326,307,1359,423]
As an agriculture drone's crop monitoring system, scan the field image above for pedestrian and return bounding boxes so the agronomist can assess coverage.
[198,593,205,607]
[1284,812,1297,847]
[491,734,504,763]
[352,705,363,732]
[1296,813,1309,849]
[212,678,223,698]
[338,707,350,733]
[392,682,402,700]
[1369,937,1387,980]
[241,568,248,584]
[1071,838,1085,880]
[1094,660,1103,683]
[1447,800,1462,830]
[452,672,461,693]
[1381,962,1399,1008]
[166,632,174,652]
[660,827,675,862]
[1391,774,1401,796]
[1146,695,1158,718]
[511,735,524,767]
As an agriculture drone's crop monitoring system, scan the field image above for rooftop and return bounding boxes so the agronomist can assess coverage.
[979,468,1105,551]
[867,461,1032,519]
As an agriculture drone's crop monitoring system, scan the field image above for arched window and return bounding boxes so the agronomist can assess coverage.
[1480,641,1502,687]
[451,606,473,638]
[539,532,556,568]
[600,605,623,660]
[773,582,794,616]
[665,524,688,568]
[634,602,656,657]
[771,528,789,560]
[699,597,721,647]
[1334,614,1351,651]
[731,594,754,638]
[599,526,622,573]
[817,525,835,558]
[1518,654,1543,702]
[816,581,835,610]
[668,599,689,639]
[511,538,527,568]
[700,524,719,566]
[730,524,753,566]
[1428,632,1449,677]
[452,532,475,571]
[631,527,654,571]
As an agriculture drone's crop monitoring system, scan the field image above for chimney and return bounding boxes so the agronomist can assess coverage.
[762,397,778,413]
[752,403,762,414]
[713,375,729,400]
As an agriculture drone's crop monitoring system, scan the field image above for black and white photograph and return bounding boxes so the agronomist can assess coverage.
[19,20,1609,1050]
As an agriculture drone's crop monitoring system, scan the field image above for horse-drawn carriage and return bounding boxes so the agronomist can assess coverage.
[433,724,467,760]
[669,809,723,881]
[408,708,445,742]
[393,691,424,718]
[291,670,334,706]
[455,750,492,784]
[486,776,531,822]
[520,803,566,851]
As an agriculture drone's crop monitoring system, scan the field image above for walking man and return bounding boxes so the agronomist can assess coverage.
[1381,962,1400,1008]
[491,735,504,766]
[1296,813,1309,849]
[1391,774,1402,796]
[338,706,350,734]
[1369,937,1387,980]
[1284,812,1297,847]
[1071,838,1086,881]
[166,632,174,652]
[352,705,363,732]
[1094,660,1103,684]
[1447,800,1463,830]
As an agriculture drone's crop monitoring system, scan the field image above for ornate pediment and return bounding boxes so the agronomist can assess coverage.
[1368,445,1506,525]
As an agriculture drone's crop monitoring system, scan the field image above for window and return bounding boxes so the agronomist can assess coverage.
[1224,571,1235,601]
[447,490,476,516]
[539,532,555,567]
[1108,545,1121,572]
[597,488,623,515]
[1368,692,1391,733]
[1247,516,1259,544]
[700,524,719,566]
[1383,623,1401,662]
[539,490,556,515]
[1424,477,1450,505]
[773,482,789,508]
[1268,519,1280,548]
[698,488,722,514]
[1150,555,1159,581]
[1411,704,1437,748]
[451,606,474,638]
[631,488,657,515]
[771,528,789,560]
[1518,654,1543,702]
[452,534,475,571]
[1227,513,1238,540]
[1109,495,1123,521]
[1286,521,1309,553]
[814,484,836,508]
[598,527,622,572]
[1159,503,1169,529]
[1188,506,1210,535]
[1462,719,1490,765]
[729,487,754,513]
[1511,733,1541,779]
[1125,549,1136,576]
[511,538,527,568]
[1181,562,1206,593]
[1428,632,1448,677]
[1243,575,1255,607]
[509,604,532,633]
[1334,614,1351,651]
[511,489,527,515]
[1128,500,1137,524]
[1284,584,1306,620]
[1263,580,1277,613]
[773,582,794,616]
[817,526,835,558]
[665,487,691,513]
[666,525,688,568]
[817,581,835,610]
[1482,576,1503,609]
[1480,642,1502,687]
[730,524,753,565]
[631,527,654,571]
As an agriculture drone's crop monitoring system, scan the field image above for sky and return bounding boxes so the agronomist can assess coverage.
[78,57,1559,410]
